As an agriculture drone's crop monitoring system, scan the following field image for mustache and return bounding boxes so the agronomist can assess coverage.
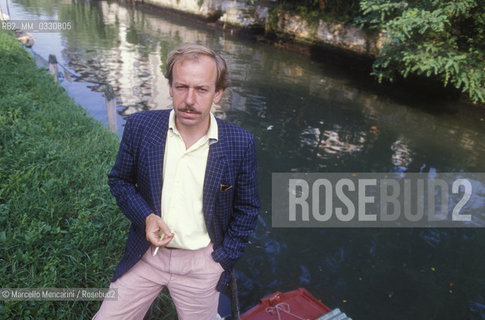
[178,106,201,114]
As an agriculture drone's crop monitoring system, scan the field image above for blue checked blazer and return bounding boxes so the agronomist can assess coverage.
[108,109,260,291]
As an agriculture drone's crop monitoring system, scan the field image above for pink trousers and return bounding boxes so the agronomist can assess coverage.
[93,243,223,320]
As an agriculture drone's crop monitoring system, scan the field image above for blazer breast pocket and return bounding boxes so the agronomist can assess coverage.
[219,184,233,192]
[216,183,234,224]
[217,183,234,206]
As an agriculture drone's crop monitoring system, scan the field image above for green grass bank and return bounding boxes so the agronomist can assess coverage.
[0,31,129,319]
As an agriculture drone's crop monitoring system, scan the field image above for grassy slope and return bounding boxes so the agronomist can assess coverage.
[0,31,129,319]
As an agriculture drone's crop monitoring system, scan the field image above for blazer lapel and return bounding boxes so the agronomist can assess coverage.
[145,111,169,216]
[203,137,227,225]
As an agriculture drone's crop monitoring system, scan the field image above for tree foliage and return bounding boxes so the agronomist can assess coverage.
[357,0,485,103]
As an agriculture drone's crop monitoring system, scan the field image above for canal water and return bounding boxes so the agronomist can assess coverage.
[6,0,485,319]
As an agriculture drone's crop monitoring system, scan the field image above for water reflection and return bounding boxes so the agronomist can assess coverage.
[10,0,485,318]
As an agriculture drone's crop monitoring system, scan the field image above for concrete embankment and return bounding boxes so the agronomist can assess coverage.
[134,0,381,57]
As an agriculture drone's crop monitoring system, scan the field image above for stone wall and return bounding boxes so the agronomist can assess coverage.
[273,11,382,55]
[137,0,382,55]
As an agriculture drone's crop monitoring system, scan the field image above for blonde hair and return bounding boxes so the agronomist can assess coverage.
[165,43,230,91]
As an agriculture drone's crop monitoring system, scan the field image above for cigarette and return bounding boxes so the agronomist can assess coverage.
[152,233,165,256]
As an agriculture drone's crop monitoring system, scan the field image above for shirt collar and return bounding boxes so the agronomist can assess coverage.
[169,109,219,143]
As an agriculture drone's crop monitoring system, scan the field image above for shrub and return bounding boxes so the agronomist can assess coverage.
[357,0,485,103]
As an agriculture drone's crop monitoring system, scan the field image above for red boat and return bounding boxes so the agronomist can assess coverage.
[219,287,352,320]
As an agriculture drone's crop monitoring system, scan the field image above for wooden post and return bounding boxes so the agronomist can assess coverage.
[230,270,240,320]
[104,84,118,134]
[48,54,59,84]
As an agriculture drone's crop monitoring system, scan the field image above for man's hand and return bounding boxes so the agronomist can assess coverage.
[145,214,174,247]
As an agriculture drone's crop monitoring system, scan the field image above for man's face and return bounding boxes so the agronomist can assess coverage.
[169,55,222,131]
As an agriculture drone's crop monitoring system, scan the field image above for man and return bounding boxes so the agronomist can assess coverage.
[94,44,260,319]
